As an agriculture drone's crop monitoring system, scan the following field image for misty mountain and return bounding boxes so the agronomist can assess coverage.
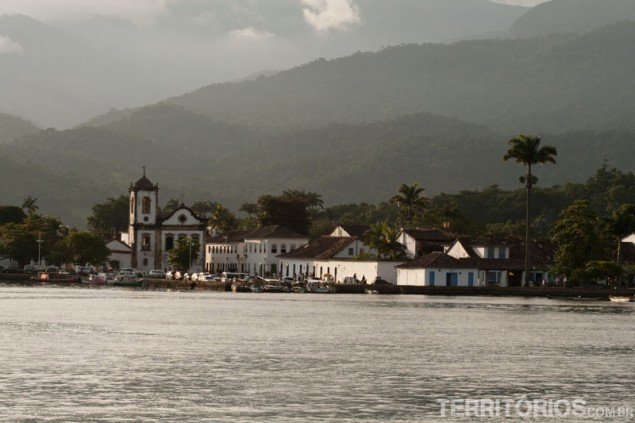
[0,0,526,128]
[3,104,634,226]
[0,112,39,144]
[511,0,635,38]
[158,22,635,134]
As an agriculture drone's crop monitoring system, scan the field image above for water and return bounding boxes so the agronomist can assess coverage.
[0,287,633,422]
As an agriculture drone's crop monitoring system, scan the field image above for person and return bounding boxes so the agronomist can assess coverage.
[361,275,367,284]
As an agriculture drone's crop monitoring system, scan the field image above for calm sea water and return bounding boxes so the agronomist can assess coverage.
[0,287,633,422]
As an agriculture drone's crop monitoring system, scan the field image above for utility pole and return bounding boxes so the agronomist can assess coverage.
[36,232,44,266]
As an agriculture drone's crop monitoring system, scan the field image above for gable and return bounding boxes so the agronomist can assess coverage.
[161,207,203,226]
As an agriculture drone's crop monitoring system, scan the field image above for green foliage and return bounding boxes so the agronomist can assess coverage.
[0,113,40,144]
[257,195,310,235]
[363,223,407,261]
[551,201,607,275]
[63,231,110,266]
[208,204,238,234]
[168,237,200,271]
[21,196,39,216]
[87,195,129,239]
[0,206,26,225]
[390,183,428,226]
[0,223,38,266]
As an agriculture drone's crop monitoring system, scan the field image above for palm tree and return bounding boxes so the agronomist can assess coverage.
[503,135,557,286]
[390,183,428,226]
[239,202,258,217]
[22,196,38,216]
[363,223,407,260]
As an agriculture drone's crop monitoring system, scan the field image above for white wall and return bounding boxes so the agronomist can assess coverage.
[399,233,418,259]
[623,234,635,244]
[397,267,480,287]
[278,259,404,284]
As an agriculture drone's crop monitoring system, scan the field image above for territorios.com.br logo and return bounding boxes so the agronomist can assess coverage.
[436,398,634,419]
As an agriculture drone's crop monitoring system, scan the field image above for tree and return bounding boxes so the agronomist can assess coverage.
[191,201,216,219]
[0,223,37,266]
[609,204,635,264]
[551,200,603,276]
[162,198,181,214]
[87,195,129,239]
[390,183,428,226]
[21,196,38,216]
[239,202,258,217]
[282,189,324,214]
[208,204,238,234]
[168,236,200,271]
[363,223,407,260]
[63,231,110,266]
[257,195,310,235]
[503,135,557,286]
[0,206,26,225]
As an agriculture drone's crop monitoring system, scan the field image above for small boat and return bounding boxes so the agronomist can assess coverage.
[566,296,603,302]
[306,280,332,293]
[609,295,634,303]
[365,289,379,295]
[250,285,263,293]
[231,283,251,293]
[262,284,288,293]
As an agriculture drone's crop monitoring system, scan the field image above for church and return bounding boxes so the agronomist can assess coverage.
[118,170,206,273]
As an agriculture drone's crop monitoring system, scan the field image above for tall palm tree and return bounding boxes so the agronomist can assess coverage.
[503,135,557,286]
[22,196,38,216]
[363,223,407,260]
[390,183,429,226]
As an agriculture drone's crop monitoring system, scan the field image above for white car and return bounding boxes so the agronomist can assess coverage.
[148,269,166,279]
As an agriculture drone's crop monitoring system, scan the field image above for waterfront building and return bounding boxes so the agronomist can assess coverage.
[205,225,308,277]
[277,236,404,284]
[105,239,131,270]
[119,171,206,273]
[397,227,456,259]
[396,238,553,287]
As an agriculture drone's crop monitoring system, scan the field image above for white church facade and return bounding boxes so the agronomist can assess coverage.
[124,171,206,273]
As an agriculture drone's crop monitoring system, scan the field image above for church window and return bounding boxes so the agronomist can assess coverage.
[281,244,287,253]
[142,196,151,214]
[130,197,135,214]
[178,214,187,224]
[142,234,151,251]
[165,234,174,251]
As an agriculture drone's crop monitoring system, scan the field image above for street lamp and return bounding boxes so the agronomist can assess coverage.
[36,232,44,266]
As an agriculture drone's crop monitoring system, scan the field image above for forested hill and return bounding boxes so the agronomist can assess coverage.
[3,104,635,226]
[0,113,40,144]
[511,0,635,38]
[159,22,635,134]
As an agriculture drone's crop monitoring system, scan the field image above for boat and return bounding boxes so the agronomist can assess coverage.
[250,285,263,293]
[306,280,332,293]
[566,296,603,301]
[262,284,288,293]
[365,289,379,295]
[609,295,634,303]
[231,283,251,293]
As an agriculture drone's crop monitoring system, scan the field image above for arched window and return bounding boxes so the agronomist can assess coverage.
[165,234,174,251]
[142,196,151,214]
[130,196,134,214]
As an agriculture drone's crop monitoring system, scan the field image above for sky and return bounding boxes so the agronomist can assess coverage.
[0,0,549,28]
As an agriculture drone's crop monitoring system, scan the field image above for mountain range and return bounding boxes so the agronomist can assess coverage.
[1,0,634,227]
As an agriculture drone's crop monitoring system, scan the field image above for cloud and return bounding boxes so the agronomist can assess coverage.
[0,35,23,54]
[229,26,274,41]
[301,0,360,34]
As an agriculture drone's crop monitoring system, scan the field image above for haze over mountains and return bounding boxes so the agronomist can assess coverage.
[1,0,634,226]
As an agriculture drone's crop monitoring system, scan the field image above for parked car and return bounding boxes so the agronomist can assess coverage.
[75,266,91,276]
[148,269,166,279]
[23,265,37,274]
[45,266,59,273]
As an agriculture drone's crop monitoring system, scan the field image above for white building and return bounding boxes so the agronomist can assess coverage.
[125,171,206,273]
[397,227,455,259]
[105,239,131,269]
[396,238,553,287]
[277,236,404,284]
[329,225,370,238]
[205,225,308,277]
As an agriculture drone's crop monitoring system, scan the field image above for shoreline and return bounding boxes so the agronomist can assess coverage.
[1,275,633,300]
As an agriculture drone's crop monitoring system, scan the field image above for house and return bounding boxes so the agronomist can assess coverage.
[397,227,456,259]
[396,238,554,287]
[205,225,309,277]
[124,171,207,273]
[621,233,635,264]
[105,239,131,270]
[329,224,370,238]
[277,236,405,284]
[204,230,252,274]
